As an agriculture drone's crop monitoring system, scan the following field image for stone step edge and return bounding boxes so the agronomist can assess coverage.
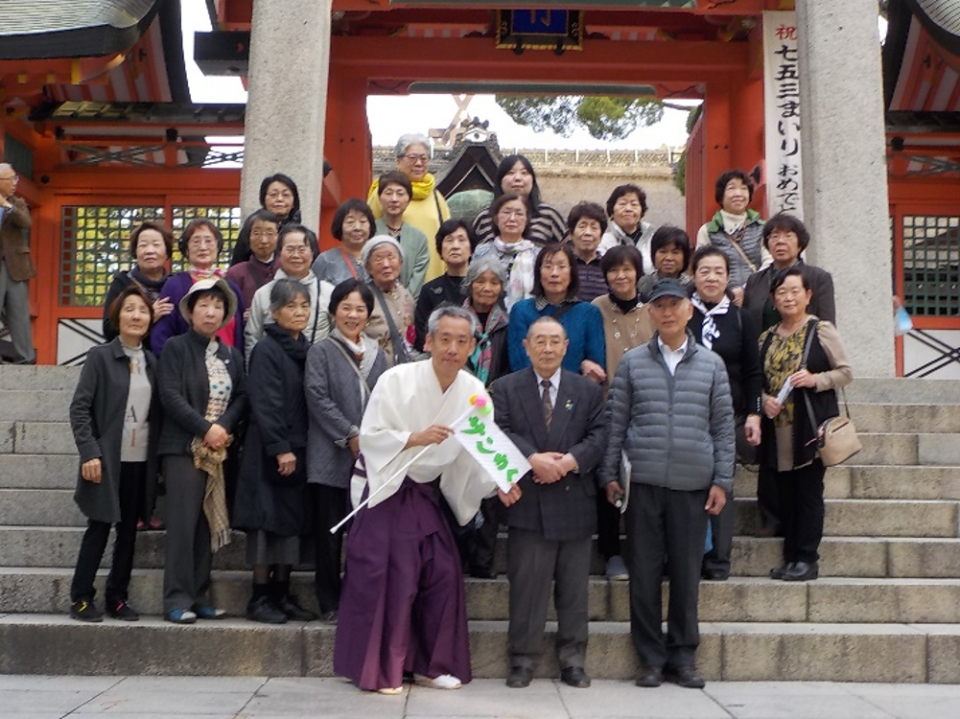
[0,615,958,682]
[4,566,960,588]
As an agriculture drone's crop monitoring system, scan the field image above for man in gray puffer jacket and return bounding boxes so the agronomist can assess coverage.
[600,278,735,690]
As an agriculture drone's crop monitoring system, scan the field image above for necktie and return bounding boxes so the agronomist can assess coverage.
[541,378,553,431]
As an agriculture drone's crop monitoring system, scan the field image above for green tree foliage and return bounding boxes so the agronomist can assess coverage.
[495,96,663,141]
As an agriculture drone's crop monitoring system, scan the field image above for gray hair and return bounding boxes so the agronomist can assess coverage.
[395,133,431,158]
[268,278,311,313]
[427,305,479,338]
[0,162,13,174]
[462,255,508,292]
[526,315,567,340]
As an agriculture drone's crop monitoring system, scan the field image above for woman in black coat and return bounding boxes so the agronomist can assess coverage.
[234,279,316,624]
[70,285,160,622]
[689,246,763,581]
[158,278,247,624]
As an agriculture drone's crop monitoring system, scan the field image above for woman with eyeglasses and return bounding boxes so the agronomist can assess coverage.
[367,134,450,283]
[472,154,566,247]
[472,193,540,311]
[150,219,246,357]
[229,173,302,266]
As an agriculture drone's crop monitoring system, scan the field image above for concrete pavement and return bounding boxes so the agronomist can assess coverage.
[2,675,960,718]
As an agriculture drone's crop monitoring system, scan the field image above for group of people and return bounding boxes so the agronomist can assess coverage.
[66,137,853,694]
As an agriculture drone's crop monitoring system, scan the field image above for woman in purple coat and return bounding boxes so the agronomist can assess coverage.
[150,219,245,356]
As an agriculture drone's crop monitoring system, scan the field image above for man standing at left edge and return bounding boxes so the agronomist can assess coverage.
[335,305,522,695]
[0,163,36,364]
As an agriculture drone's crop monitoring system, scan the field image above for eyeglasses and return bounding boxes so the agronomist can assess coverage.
[266,190,293,200]
[402,154,429,164]
[250,229,278,239]
[188,236,218,247]
[0,174,17,183]
[498,209,527,219]
[281,244,310,255]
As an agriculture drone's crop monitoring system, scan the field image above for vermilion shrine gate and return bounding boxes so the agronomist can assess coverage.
[0,0,957,376]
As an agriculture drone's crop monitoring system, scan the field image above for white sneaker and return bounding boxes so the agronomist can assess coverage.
[606,555,629,581]
[414,673,462,690]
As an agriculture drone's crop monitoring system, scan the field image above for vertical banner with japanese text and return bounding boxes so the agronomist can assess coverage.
[455,412,531,493]
[763,11,803,219]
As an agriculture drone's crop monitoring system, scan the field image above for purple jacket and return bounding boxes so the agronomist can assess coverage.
[150,271,246,356]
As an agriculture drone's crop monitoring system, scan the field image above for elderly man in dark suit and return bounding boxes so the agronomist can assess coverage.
[0,163,37,364]
[491,315,607,690]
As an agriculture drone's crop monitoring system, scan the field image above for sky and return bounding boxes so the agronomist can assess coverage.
[179,0,693,151]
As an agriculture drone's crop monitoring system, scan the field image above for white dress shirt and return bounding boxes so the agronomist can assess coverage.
[657,337,688,376]
[534,369,560,407]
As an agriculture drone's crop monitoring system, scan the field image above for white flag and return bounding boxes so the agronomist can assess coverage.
[454,410,531,493]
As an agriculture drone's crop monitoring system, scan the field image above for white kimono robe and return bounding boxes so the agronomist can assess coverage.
[356,359,498,525]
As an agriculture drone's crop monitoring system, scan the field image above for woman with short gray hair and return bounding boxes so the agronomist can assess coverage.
[367,133,450,283]
[459,255,510,579]
[233,278,315,624]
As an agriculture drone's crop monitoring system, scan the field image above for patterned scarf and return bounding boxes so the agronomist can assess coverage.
[190,438,233,553]
[330,326,379,381]
[464,298,508,385]
[691,292,730,350]
[189,267,226,281]
[492,237,538,310]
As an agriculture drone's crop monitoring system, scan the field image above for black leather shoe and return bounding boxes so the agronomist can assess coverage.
[560,667,591,688]
[247,596,287,624]
[506,666,534,688]
[635,666,664,688]
[665,665,705,689]
[701,567,729,581]
[278,595,317,621]
[782,561,819,582]
[769,562,794,580]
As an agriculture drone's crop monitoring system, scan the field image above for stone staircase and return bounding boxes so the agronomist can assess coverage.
[1,366,960,682]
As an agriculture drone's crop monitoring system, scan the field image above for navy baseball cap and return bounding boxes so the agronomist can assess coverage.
[647,278,688,302]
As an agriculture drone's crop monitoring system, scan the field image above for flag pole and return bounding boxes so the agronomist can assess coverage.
[329,406,476,534]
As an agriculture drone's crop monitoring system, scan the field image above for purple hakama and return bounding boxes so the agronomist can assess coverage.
[334,478,472,691]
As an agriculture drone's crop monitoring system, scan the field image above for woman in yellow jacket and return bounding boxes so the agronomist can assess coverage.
[367,133,449,282]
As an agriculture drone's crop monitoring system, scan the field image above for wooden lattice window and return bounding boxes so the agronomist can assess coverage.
[902,214,960,317]
[60,204,242,307]
[60,205,164,307]
[169,205,243,273]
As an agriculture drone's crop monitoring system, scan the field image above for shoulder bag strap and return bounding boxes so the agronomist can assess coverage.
[433,189,444,224]
[799,319,824,439]
[368,283,410,365]
[327,337,374,398]
[550,301,578,323]
[309,277,323,343]
[725,230,758,274]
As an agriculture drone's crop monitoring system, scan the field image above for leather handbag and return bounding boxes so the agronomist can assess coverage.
[814,398,862,467]
[799,322,862,466]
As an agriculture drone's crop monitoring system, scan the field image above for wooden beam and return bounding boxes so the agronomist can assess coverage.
[331,36,748,83]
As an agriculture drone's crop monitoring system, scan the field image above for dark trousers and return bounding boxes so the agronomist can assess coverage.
[311,483,348,614]
[467,496,505,573]
[507,527,591,671]
[757,463,781,532]
[776,460,826,564]
[162,455,213,613]
[625,483,708,671]
[596,490,621,561]
[70,462,144,604]
[703,488,734,575]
